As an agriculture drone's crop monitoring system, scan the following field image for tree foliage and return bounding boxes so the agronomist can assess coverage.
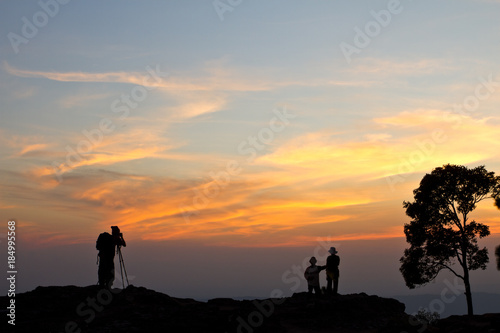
[400,164,499,315]
[493,184,500,271]
[496,245,500,271]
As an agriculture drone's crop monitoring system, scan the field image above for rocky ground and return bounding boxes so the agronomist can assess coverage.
[1,285,499,332]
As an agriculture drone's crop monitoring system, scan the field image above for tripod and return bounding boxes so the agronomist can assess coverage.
[116,245,129,288]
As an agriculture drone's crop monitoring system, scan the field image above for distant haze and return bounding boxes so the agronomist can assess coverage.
[4,234,499,317]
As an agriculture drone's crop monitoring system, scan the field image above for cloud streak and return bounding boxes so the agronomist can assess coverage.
[259,109,500,182]
[4,61,380,94]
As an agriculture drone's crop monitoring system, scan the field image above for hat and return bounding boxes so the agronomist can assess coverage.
[328,247,338,254]
[309,257,317,264]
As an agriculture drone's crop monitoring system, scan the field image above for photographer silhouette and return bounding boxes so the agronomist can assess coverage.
[96,226,127,288]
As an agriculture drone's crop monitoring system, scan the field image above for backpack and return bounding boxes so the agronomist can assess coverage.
[96,232,114,254]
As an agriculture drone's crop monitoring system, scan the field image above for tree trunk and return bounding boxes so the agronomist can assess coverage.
[463,270,474,316]
[461,238,474,316]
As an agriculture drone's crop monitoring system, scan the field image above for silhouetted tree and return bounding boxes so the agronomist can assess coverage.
[400,164,499,316]
[496,245,500,271]
[493,190,500,271]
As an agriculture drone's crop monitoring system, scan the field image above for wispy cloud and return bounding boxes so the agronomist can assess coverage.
[4,60,380,94]
[0,131,52,158]
[58,92,112,108]
[16,143,50,157]
[30,127,180,183]
[168,92,228,119]
[259,109,500,182]
[4,61,159,87]
[374,109,452,128]
[343,57,458,76]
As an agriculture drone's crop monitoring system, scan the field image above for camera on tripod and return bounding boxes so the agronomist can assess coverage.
[111,226,129,288]
[96,225,129,288]
[111,226,126,248]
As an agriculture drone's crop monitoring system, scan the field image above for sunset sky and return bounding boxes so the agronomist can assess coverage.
[1,1,500,302]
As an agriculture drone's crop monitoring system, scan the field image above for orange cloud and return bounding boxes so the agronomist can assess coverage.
[16,143,50,157]
[27,126,182,184]
[82,172,375,247]
[374,109,451,128]
[258,110,500,184]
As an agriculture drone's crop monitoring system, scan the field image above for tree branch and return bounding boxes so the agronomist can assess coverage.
[475,193,489,205]
[449,201,464,232]
[455,248,463,266]
[442,264,464,280]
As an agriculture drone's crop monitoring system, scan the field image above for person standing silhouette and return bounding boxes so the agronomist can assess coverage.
[304,256,326,296]
[96,226,126,287]
[326,247,340,295]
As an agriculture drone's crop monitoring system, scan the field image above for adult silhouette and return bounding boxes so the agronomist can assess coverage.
[326,247,340,295]
[96,226,126,287]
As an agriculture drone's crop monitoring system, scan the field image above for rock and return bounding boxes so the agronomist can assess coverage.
[427,313,500,333]
[1,285,498,332]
